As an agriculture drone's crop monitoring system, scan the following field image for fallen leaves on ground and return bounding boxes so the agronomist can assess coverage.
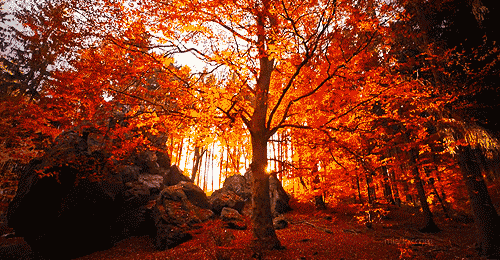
[75,202,480,260]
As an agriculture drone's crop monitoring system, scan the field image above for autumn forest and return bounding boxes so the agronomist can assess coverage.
[1,0,500,259]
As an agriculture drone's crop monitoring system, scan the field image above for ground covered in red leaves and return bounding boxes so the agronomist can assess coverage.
[73,201,480,260]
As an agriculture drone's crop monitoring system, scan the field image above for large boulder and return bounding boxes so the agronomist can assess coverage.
[163,165,192,186]
[8,168,117,259]
[6,130,206,259]
[178,181,211,209]
[222,174,251,200]
[221,207,247,230]
[269,174,292,217]
[152,183,214,250]
[209,189,245,214]
[211,170,291,217]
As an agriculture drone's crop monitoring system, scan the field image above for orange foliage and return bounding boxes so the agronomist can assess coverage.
[2,0,499,240]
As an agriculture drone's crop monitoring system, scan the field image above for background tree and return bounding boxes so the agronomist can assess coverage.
[392,0,500,256]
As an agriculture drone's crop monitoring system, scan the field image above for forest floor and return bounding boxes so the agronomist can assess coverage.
[72,201,481,260]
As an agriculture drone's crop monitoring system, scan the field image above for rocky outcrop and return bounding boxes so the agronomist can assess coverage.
[209,169,291,218]
[269,174,292,217]
[223,174,251,200]
[220,207,247,230]
[209,189,246,214]
[6,130,210,259]
[152,182,214,250]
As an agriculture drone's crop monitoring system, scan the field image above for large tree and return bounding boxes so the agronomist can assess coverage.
[126,0,421,249]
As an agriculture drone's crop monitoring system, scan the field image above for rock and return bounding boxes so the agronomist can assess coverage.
[221,207,247,230]
[163,165,192,186]
[155,184,214,226]
[136,150,161,174]
[210,171,291,217]
[225,220,247,230]
[221,207,244,222]
[223,174,251,200]
[110,206,156,243]
[0,240,33,260]
[269,174,292,217]
[152,183,214,250]
[139,174,164,190]
[156,151,171,169]
[8,172,116,259]
[7,129,210,259]
[116,165,141,185]
[122,173,164,208]
[209,189,245,214]
[179,181,211,209]
[244,169,253,184]
[153,223,192,251]
[273,216,288,230]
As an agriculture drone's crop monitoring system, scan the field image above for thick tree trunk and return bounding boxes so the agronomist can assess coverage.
[410,148,440,233]
[247,24,281,249]
[457,145,500,258]
[250,134,281,250]
[245,5,284,251]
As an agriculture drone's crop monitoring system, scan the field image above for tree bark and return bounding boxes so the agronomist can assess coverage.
[429,177,450,218]
[244,2,283,251]
[457,145,500,258]
[366,174,375,204]
[246,16,281,249]
[312,167,326,210]
[191,146,205,181]
[356,174,363,204]
[249,135,281,250]
[389,169,401,207]
[381,166,395,204]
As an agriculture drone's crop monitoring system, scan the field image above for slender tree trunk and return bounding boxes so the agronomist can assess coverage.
[169,134,174,160]
[219,146,224,188]
[225,144,229,177]
[381,166,395,204]
[203,149,208,191]
[312,174,326,210]
[211,143,215,191]
[191,146,205,181]
[356,174,363,204]
[390,169,401,207]
[236,145,241,174]
[366,174,375,204]
[429,178,449,218]
[176,137,184,166]
[410,148,440,233]
[457,145,500,258]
